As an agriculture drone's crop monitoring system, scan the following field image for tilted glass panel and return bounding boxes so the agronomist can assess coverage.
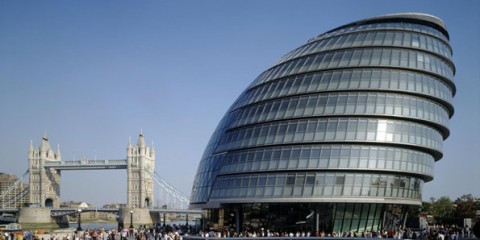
[219,145,434,177]
[230,92,450,132]
[216,118,444,157]
[236,69,453,112]
[211,172,424,201]
[282,31,452,64]
[257,48,454,87]
[191,153,227,203]
[318,22,448,46]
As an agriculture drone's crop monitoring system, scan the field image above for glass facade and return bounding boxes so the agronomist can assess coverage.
[191,13,455,234]
[214,203,406,234]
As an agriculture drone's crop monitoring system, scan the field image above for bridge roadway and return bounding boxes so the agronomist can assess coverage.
[1,208,202,217]
[44,159,128,170]
[50,208,120,217]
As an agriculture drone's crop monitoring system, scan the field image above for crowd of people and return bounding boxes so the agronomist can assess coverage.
[0,223,476,240]
[194,224,475,240]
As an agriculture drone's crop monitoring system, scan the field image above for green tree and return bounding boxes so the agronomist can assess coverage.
[421,199,434,215]
[453,194,477,219]
[427,196,455,224]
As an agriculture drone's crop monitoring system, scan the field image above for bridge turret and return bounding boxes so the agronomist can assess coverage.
[138,133,146,158]
[29,133,61,208]
[29,140,34,158]
[127,137,133,157]
[150,143,155,158]
[127,131,154,209]
[55,144,61,161]
[48,148,54,159]
[39,133,50,158]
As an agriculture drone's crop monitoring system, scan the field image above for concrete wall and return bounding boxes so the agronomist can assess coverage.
[118,207,152,227]
[18,208,54,224]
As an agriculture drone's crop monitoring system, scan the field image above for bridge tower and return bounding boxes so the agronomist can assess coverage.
[28,133,61,208]
[127,131,155,208]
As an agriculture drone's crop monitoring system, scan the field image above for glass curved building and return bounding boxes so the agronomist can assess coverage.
[191,13,455,234]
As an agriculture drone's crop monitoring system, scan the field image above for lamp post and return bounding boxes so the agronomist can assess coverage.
[77,209,83,231]
[129,210,134,229]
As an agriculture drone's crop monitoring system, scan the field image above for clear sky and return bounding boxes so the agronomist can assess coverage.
[1,0,479,207]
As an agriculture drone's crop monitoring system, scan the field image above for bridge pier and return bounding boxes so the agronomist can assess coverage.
[118,207,152,227]
[17,207,68,228]
[150,212,161,225]
[18,208,52,224]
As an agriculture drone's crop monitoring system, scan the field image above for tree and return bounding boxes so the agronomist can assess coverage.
[421,194,480,225]
[425,196,455,224]
[453,194,477,219]
[421,199,433,215]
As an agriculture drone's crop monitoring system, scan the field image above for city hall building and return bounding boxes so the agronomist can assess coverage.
[190,13,455,234]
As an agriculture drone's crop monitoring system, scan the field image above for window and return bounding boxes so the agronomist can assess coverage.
[286,174,296,186]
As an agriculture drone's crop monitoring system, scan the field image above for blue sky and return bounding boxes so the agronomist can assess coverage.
[1,0,479,207]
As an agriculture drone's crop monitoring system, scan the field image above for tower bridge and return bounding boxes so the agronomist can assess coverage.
[0,132,201,226]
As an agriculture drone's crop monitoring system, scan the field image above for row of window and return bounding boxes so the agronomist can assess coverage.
[31,196,39,204]
[130,196,140,207]
[30,150,58,160]
[31,160,40,168]
[190,186,210,203]
[194,151,222,175]
[217,171,422,190]
[243,69,453,112]
[218,144,434,177]
[229,92,449,132]
[216,118,443,155]
[129,183,153,191]
[258,48,454,88]
[29,183,55,193]
[211,172,423,200]
[127,147,155,158]
[320,21,448,44]
[191,148,227,196]
[278,30,451,66]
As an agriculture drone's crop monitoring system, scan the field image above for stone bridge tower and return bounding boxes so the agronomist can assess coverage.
[127,131,155,208]
[28,133,61,208]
